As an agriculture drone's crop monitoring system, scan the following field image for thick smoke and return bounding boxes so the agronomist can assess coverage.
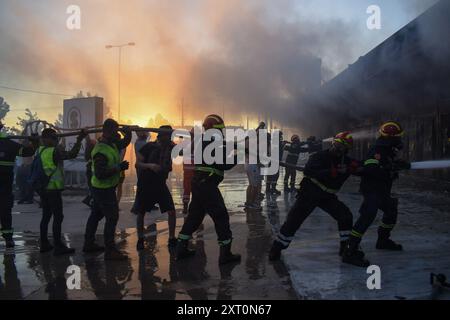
[0,3,111,98]
[0,0,359,127]
[0,0,442,132]
[298,0,449,136]
[178,0,357,128]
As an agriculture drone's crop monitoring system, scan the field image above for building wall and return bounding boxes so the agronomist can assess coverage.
[302,1,450,180]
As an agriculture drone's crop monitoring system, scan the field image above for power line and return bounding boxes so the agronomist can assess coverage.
[0,85,72,97]
[8,106,62,112]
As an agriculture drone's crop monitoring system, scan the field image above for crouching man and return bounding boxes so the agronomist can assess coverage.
[269,132,362,262]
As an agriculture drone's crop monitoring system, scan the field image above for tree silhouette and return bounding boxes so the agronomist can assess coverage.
[0,96,10,121]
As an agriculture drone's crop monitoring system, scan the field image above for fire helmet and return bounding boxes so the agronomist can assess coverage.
[333,131,353,148]
[379,121,404,138]
[203,114,225,130]
[291,135,300,143]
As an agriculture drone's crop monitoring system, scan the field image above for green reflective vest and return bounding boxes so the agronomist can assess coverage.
[91,142,120,189]
[39,146,64,190]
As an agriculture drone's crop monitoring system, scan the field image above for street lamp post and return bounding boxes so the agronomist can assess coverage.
[105,42,135,121]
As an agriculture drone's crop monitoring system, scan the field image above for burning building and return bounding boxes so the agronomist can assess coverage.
[303,0,450,179]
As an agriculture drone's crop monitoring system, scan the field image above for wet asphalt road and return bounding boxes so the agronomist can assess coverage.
[0,170,297,300]
[1,168,450,300]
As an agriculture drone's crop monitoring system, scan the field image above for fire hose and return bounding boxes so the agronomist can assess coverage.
[3,125,176,140]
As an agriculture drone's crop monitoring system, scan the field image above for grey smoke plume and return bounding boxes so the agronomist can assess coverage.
[0,0,442,132]
[179,0,357,128]
[178,0,444,131]
[298,0,449,136]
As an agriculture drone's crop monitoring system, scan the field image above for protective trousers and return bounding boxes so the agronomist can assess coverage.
[350,192,398,243]
[179,179,232,246]
[0,193,14,241]
[276,181,353,248]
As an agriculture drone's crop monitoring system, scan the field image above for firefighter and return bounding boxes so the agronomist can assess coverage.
[306,136,322,153]
[176,114,241,265]
[283,135,302,192]
[83,119,132,260]
[343,121,410,267]
[269,132,362,261]
[38,128,86,255]
[0,121,37,248]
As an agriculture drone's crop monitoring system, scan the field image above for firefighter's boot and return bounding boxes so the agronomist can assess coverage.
[342,239,370,268]
[2,230,15,248]
[269,240,285,261]
[376,227,403,251]
[219,242,241,265]
[176,239,195,260]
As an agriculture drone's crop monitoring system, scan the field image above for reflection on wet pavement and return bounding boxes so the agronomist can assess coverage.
[0,171,297,300]
[2,169,449,300]
[275,174,450,300]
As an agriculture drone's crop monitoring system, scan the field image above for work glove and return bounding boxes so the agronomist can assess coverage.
[336,164,348,174]
[28,133,40,143]
[348,160,362,174]
[331,166,338,178]
[118,161,130,171]
[77,129,88,142]
[120,126,132,135]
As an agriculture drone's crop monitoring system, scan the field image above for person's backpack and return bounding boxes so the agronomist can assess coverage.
[28,148,54,194]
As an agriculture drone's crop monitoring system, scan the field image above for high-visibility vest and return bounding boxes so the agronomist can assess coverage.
[39,146,64,190]
[91,142,120,189]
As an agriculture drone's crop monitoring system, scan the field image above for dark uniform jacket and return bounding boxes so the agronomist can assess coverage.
[284,141,303,166]
[194,138,237,185]
[0,138,35,195]
[360,138,400,195]
[303,149,360,193]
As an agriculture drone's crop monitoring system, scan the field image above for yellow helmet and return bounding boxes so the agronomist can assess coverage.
[379,121,404,137]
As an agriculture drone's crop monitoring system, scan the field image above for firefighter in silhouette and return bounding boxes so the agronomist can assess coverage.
[283,135,302,191]
[176,114,241,265]
[0,121,37,248]
[343,121,410,267]
[269,132,362,261]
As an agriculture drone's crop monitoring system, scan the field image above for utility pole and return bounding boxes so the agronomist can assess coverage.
[105,42,135,121]
[181,98,184,127]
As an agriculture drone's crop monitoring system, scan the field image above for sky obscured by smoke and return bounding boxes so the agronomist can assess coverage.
[0,0,439,129]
